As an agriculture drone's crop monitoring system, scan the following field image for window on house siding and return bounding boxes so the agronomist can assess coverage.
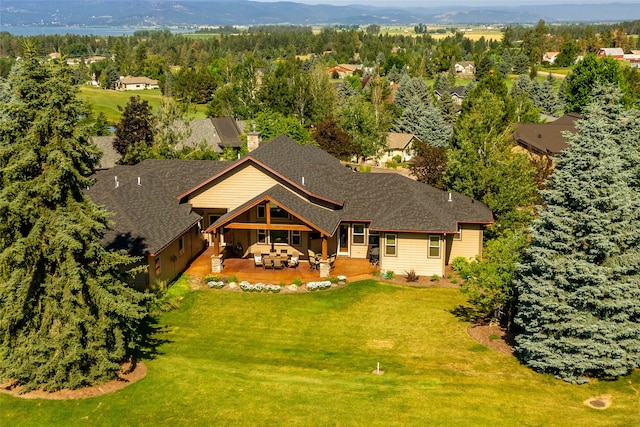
[257,229,267,244]
[270,203,289,219]
[292,230,301,246]
[385,233,397,256]
[352,224,365,244]
[155,257,161,276]
[428,235,441,258]
[270,230,289,245]
[257,205,265,219]
[369,230,380,246]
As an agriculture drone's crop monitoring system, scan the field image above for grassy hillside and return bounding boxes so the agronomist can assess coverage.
[78,87,208,125]
[2,280,638,426]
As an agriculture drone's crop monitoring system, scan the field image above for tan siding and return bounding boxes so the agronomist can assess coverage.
[448,224,483,263]
[380,233,445,277]
[189,164,278,210]
[147,225,205,290]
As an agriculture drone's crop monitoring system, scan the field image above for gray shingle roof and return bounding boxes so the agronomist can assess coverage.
[211,117,243,148]
[90,136,120,170]
[513,113,579,155]
[87,159,229,255]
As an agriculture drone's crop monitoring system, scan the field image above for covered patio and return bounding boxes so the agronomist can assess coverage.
[185,247,375,283]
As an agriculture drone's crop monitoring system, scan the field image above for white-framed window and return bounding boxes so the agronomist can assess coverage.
[257,229,267,244]
[270,203,289,219]
[179,236,185,256]
[453,226,462,241]
[209,214,220,227]
[428,235,441,258]
[257,205,266,219]
[270,230,289,245]
[155,257,161,276]
[292,230,301,246]
[385,233,397,256]
[352,224,365,245]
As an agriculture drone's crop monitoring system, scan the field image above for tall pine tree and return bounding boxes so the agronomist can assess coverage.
[0,43,149,392]
[514,84,640,383]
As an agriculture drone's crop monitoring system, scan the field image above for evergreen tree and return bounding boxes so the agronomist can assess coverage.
[112,95,155,165]
[0,43,148,392]
[393,96,452,148]
[437,91,458,126]
[433,72,454,92]
[532,75,563,116]
[394,76,431,109]
[515,84,640,383]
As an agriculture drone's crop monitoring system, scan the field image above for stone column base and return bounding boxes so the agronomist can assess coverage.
[319,260,330,278]
[211,255,223,273]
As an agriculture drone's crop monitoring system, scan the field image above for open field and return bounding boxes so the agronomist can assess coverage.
[78,87,208,125]
[2,279,638,426]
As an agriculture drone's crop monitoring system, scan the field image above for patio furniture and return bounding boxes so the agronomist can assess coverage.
[369,247,379,266]
[263,256,274,269]
[288,256,299,269]
[309,256,319,270]
[274,257,286,270]
[253,254,263,268]
[307,249,315,259]
[329,253,337,270]
[280,249,288,255]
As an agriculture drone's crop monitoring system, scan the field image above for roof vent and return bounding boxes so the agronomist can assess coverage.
[538,133,542,138]
[302,176,305,186]
[448,192,452,202]
[137,176,142,186]
[114,176,119,188]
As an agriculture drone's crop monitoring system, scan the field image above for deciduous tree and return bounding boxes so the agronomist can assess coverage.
[112,95,155,165]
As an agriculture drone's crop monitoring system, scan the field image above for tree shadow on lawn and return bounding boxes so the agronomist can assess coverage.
[449,304,486,323]
[131,314,172,362]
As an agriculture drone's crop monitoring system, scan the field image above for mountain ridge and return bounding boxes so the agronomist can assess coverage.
[1,1,638,28]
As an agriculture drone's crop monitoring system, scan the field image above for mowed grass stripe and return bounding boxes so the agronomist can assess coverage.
[2,280,639,426]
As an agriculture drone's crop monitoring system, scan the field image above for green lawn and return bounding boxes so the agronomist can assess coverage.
[2,280,639,426]
[78,87,208,125]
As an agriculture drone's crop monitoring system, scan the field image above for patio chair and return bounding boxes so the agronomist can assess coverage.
[263,257,274,270]
[308,256,319,270]
[307,249,315,260]
[329,254,337,270]
[288,256,299,269]
[272,257,284,270]
[253,254,263,269]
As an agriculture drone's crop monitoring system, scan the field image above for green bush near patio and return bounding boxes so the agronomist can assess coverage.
[2,280,638,426]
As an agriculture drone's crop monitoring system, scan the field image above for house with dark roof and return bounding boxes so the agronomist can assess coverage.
[513,113,579,156]
[87,135,492,287]
[434,86,467,106]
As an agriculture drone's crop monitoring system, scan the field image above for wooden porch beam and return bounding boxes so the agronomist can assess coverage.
[224,222,313,231]
[213,231,220,257]
[321,234,328,260]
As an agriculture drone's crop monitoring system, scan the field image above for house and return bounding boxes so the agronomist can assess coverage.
[327,64,358,79]
[86,160,229,289]
[379,133,420,163]
[87,135,492,288]
[434,86,467,106]
[453,61,475,75]
[513,113,580,156]
[597,48,625,59]
[89,117,243,169]
[116,76,160,90]
[542,51,559,64]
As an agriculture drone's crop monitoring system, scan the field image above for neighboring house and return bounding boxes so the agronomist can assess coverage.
[379,133,420,163]
[542,51,559,64]
[597,48,625,59]
[327,64,358,79]
[116,76,160,90]
[434,86,467,106]
[453,61,475,75]
[89,117,243,169]
[513,113,580,156]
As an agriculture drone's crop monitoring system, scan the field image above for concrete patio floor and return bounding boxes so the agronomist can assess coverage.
[185,246,376,284]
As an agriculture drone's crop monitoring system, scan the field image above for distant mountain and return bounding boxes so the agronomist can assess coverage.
[1,0,638,28]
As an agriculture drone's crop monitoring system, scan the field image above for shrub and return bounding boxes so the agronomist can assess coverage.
[265,284,281,293]
[430,274,440,281]
[451,256,473,279]
[372,270,381,277]
[207,280,224,289]
[292,277,302,286]
[359,164,371,173]
[307,281,332,291]
[489,334,501,341]
[382,270,395,279]
[405,269,419,282]
[329,276,340,284]
[227,274,238,283]
[392,154,402,163]
[385,161,398,169]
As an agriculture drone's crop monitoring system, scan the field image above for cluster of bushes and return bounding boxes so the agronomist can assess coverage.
[306,281,332,291]
[239,281,282,293]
